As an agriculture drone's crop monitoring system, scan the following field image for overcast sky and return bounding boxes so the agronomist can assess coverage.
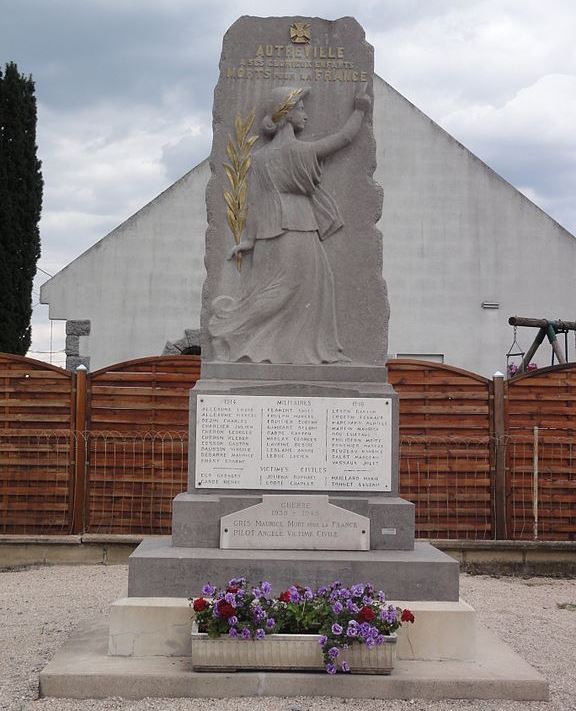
[2,0,576,366]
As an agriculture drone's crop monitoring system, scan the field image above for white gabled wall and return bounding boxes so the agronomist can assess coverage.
[41,77,576,375]
[374,77,576,375]
[41,161,209,370]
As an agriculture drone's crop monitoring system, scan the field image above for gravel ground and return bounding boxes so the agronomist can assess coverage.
[0,565,575,711]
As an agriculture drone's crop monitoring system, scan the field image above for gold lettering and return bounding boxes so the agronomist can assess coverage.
[360,71,368,81]
[338,47,344,58]
[328,47,336,58]
[256,45,264,57]
[319,47,327,58]
[266,45,273,56]
[315,69,323,81]
[352,71,359,81]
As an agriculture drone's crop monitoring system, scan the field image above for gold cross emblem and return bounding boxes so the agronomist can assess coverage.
[290,22,311,44]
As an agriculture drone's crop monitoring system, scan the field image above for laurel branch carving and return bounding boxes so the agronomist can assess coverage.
[223,110,259,269]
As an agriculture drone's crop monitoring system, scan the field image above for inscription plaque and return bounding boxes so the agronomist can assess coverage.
[195,394,392,491]
[220,495,370,550]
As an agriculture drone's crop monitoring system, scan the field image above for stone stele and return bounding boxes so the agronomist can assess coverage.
[202,16,389,365]
[220,494,370,550]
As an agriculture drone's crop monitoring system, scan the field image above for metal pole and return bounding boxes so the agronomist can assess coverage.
[533,426,539,540]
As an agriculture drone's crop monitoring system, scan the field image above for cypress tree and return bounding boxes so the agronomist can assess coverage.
[0,62,43,355]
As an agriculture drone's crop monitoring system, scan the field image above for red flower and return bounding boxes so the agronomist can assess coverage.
[226,586,239,594]
[358,606,376,623]
[279,590,291,603]
[401,609,415,624]
[216,600,235,619]
[192,597,208,612]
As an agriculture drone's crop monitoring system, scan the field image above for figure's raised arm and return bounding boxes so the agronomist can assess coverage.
[314,87,372,160]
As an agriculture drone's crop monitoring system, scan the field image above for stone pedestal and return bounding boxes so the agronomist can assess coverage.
[128,362,460,601]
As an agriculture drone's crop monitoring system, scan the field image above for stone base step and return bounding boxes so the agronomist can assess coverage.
[39,619,548,701]
[127,538,459,600]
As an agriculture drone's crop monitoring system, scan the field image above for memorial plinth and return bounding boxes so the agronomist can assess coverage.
[128,363,459,600]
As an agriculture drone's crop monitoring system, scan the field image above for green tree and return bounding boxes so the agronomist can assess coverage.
[0,62,43,355]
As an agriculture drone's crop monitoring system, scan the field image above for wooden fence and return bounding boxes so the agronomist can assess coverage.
[1,353,575,540]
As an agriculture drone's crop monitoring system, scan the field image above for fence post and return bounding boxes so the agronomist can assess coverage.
[492,371,508,539]
[533,425,539,540]
[71,365,88,534]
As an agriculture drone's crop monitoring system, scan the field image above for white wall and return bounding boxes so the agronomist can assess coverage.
[41,77,576,375]
[375,78,576,375]
[41,161,209,370]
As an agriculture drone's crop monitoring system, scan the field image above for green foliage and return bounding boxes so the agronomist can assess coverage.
[0,62,43,355]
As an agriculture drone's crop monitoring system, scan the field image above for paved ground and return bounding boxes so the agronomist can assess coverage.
[1,565,575,711]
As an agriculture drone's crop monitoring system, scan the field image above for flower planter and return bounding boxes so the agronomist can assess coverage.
[190,632,397,674]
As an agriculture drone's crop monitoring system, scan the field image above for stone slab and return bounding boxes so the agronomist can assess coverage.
[108,597,475,662]
[394,599,476,661]
[220,495,370,550]
[202,17,388,365]
[188,369,400,496]
[108,598,193,657]
[195,394,392,492]
[128,538,459,600]
[39,619,548,700]
[172,493,414,550]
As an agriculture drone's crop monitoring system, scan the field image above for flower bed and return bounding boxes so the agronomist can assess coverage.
[191,578,414,675]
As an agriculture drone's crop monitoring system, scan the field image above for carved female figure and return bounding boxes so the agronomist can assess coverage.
[209,85,371,364]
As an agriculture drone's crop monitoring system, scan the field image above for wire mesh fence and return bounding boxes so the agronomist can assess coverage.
[399,436,493,539]
[508,429,576,541]
[1,429,575,539]
[86,431,188,535]
[0,430,75,534]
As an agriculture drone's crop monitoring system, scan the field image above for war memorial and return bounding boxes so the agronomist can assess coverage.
[40,16,548,701]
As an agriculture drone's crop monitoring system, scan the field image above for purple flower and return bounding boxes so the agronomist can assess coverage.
[325,663,337,675]
[340,660,350,673]
[365,637,376,649]
[377,590,386,602]
[346,600,359,614]
[266,618,275,629]
[228,615,238,626]
[346,625,358,638]
[351,584,365,597]
[228,628,238,638]
[228,577,245,587]
[241,627,251,640]
[331,623,343,635]
[376,634,387,645]
[256,628,265,640]
[261,581,272,596]
[317,585,328,595]
[251,587,262,598]
[359,623,371,637]
[319,635,328,645]
[332,601,343,614]
[224,592,236,605]
[202,583,215,596]
[362,596,374,605]
[304,587,314,600]
[289,586,300,603]
[328,647,339,660]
